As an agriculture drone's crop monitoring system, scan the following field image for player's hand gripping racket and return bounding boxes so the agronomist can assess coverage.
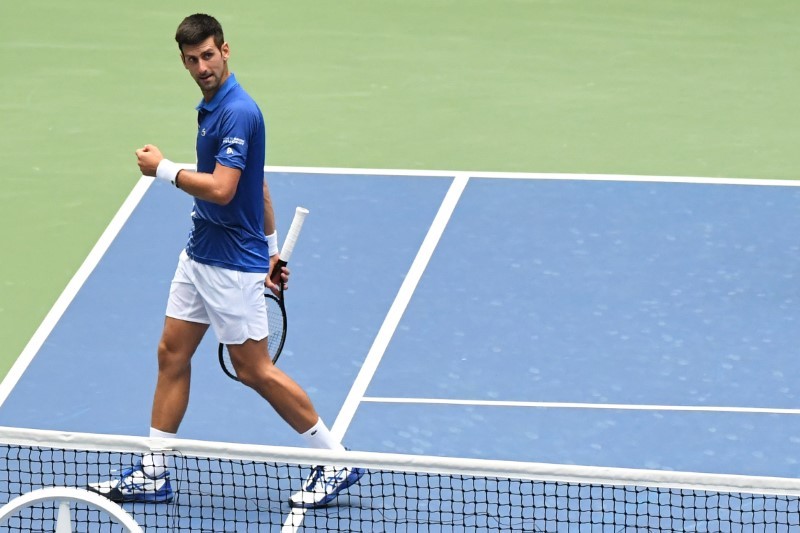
[218,207,309,381]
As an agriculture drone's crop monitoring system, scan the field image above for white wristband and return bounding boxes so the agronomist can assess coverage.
[156,159,181,186]
[266,231,279,257]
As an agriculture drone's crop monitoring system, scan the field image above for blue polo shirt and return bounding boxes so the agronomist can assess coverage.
[184,73,269,273]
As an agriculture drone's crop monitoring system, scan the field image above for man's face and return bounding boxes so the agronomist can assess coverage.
[181,36,229,98]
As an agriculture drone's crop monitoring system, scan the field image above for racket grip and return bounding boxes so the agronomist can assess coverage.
[270,259,288,285]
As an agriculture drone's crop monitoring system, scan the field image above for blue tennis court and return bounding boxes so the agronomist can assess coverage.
[1,167,798,487]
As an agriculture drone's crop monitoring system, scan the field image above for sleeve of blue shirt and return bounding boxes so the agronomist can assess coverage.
[215,104,254,171]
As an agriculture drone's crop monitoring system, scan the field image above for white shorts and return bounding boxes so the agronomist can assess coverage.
[166,250,269,345]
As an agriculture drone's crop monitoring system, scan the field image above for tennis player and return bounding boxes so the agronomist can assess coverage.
[88,13,362,508]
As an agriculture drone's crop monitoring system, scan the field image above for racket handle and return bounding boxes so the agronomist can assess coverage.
[270,259,287,285]
[269,207,308,285]
[280,207,309,263]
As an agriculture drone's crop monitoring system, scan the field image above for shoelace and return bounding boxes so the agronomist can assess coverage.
[305,465,347,492]
[324,469,348,491]
[120,472,149,491]
[304,466,325,491]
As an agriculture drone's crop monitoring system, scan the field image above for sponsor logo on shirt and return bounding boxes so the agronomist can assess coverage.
[223,137,245,146]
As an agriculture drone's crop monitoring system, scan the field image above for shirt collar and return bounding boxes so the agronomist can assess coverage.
[196,73,239,113]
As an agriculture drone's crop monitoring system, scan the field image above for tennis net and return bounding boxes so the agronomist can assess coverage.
[0,425,798,532]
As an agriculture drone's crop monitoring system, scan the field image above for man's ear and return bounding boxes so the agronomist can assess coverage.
[221,42,230,62]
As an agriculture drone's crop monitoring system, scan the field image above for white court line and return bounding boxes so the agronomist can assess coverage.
[266,165,800,187]
[0,176,155,408]
[330,174,470,436]
[282,173,470,532]
[362,397,800,416]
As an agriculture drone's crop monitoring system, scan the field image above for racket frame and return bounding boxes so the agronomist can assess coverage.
[217,283,287,382]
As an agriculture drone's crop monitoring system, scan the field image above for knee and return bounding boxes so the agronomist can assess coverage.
[234,360,275,390]
[157,339,191,376]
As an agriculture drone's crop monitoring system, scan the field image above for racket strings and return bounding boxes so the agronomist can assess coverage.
[218,292,287,381]
[265,294,286,360]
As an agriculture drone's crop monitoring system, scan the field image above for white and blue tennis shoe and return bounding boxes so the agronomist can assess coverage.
[289,464,365,508]
[87,463,173,503]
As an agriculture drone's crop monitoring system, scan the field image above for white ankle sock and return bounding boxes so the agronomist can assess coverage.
[301,418,345,451]
[149,427,176,439]
[143,427,176,477]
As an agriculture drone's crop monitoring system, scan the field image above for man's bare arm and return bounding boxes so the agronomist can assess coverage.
[136,144,240,205]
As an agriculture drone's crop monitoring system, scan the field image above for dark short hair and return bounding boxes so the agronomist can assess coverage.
[175,14,224,51]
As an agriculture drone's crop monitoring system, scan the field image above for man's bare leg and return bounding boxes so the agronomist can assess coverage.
[227,338,318,433]
[151,317,209,433]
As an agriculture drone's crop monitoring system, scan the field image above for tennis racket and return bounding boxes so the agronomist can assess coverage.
[218,206,309,381]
